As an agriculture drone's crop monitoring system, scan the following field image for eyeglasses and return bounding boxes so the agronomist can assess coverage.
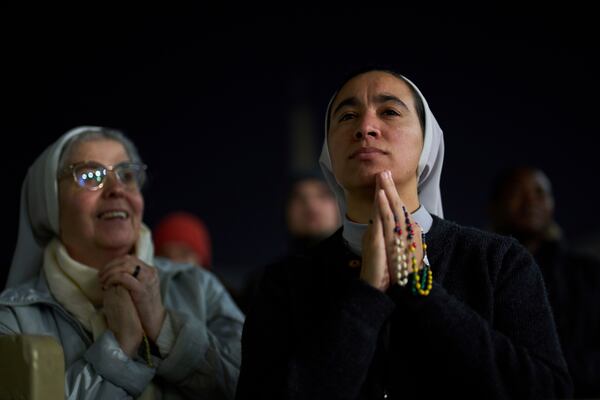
[58,161,147,191]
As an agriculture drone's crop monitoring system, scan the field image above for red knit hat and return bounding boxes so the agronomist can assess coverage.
[153,212,212,268]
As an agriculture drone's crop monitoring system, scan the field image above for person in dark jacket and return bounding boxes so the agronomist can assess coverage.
[235,68,572,399]
[238,171,341,314]
[284,171,341,254]
[488,165,600,398]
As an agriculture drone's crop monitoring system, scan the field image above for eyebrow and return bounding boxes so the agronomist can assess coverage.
[374,93,409,110]
[332,93,410,117]
[332,97,359,117]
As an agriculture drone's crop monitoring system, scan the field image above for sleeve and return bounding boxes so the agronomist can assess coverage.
[0,309,155,400]
[235,262,396,400]
[72,330,155,399]
[386,240,573,399]
[0,306,19,334]
[155,274,244,400]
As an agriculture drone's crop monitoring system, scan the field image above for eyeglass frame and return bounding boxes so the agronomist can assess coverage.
[57,160,148,191]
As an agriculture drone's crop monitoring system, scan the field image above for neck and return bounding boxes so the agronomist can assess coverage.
[514,233,546,255]
[524,239,543,255]
[64,244,135,270]
[346,184,420,224]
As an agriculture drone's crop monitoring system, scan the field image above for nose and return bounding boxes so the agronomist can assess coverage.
[101,170,125,198]
[354,112,381,140]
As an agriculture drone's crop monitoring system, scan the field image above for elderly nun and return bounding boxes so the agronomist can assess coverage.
[0,126,244,399]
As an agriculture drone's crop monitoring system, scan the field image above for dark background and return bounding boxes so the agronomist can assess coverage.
[2,11,599,288]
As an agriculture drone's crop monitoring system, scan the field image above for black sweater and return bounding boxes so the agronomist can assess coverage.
[236,216,573,399]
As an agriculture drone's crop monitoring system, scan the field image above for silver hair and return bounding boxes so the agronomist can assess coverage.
[58,127,144,172]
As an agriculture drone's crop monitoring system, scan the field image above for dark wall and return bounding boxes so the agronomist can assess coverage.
[3,12,599,287]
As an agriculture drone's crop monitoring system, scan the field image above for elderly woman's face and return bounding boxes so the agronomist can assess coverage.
[58,139,144,261]
[328,71,423,192]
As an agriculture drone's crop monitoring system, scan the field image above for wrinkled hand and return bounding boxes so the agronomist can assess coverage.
[361,170,424,292]
[99,256,166,341]
[103,285,145,356]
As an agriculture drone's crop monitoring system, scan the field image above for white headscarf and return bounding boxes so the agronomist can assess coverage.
[319,72,445,230]
[6,126,152,288]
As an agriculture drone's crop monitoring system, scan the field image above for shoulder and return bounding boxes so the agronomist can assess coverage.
[0,279,55,335]
[431,215,526,258]
[260,230,347,290]
[430,216,537,287]
[0,277,53,306]
[153,257,243,318]
[431,216,512,245]
[154,257,228,295]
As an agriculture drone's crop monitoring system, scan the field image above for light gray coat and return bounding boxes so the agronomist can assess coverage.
[0,258,244,400]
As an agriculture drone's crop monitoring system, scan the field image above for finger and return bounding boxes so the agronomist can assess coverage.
[99,260,148,285]
[364,188,385,250]
[371,189,385,242]
[100,265,136,286]
[379,170,407,220]
[103,272,145,294]
[99,255,147,278]
[361,188,389,291]
[376,183,395,248]
[371,169,386,224]
[363,183,385,238]
[376,185,402,280]
[103,285,130,307]
[412,222,425,271]
[379,171,413,282]
[382,171,424,272]
[98,256,131,280]
[102,285,119,302]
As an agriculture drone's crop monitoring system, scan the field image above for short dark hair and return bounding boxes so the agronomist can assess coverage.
[326,67,426,134]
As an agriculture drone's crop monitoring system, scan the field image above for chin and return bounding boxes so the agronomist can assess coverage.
[340,170,379,191]
[98,233,138,251]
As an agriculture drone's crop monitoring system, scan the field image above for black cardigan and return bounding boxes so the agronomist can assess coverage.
[236,216,573,399]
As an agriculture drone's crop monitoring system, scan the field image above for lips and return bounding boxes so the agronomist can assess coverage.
[97,210,130,220]
[349,147,387,159]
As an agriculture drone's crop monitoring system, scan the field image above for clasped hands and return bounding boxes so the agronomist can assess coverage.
[361,170,425,292]
[99,256,166,357]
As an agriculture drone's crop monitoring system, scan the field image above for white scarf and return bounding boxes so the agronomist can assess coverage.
[43,224,154,339]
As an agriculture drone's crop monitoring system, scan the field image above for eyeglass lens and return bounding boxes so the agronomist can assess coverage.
[75,163,143,189]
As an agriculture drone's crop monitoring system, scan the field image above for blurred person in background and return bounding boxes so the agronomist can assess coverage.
[285,171,341,254]
[488,165,600,398]
[153,211,212,269]
[238,171,341,314]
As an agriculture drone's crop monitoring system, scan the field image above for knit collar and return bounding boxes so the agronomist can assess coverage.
[342,205,433,256]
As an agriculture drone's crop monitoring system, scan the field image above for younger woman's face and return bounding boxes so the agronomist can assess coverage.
[328,71,423,193]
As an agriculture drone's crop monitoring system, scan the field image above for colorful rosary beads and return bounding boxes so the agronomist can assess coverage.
[393,206,433,296]
[412,232,433,296]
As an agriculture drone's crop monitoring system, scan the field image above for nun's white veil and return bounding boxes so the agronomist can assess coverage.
[6,126,108,288]
[319,72,445,223]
